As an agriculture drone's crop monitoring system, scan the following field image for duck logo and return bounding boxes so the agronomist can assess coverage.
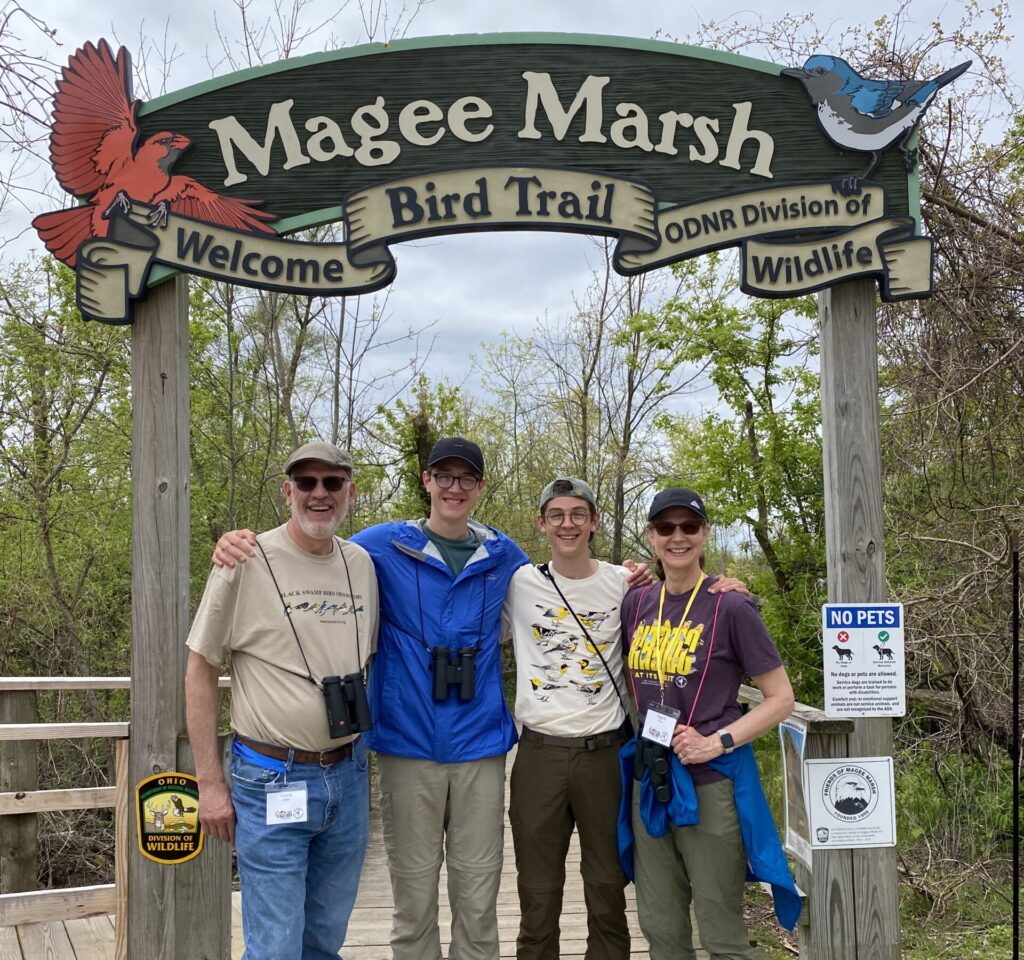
[135,772,203,864]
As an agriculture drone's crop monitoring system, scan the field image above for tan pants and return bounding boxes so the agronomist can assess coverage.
[377,753,506,960]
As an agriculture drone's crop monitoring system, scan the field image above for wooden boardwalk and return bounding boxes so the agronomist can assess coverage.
[1,750,770,958]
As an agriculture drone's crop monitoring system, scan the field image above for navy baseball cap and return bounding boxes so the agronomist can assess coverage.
[427,437,484,474]
[647,487,708,522]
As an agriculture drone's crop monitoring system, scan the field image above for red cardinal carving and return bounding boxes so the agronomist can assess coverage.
[33,40,275,268]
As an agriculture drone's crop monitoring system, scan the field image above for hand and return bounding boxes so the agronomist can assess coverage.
[213,529,257,568]
[623,559,654,587]
[198,779,236,845]
[708,575,750,595]
[671,724,724,764]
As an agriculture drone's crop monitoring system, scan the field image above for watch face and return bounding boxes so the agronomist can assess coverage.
[720,732,735,750]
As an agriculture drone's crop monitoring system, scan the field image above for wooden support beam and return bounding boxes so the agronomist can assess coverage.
[0,678,232,691]
[0,723,128,741]
[0,786,116,815]
[818,279,901,960]
[0,884,115,926]
[0,691,37,894]
[128,275,231,960]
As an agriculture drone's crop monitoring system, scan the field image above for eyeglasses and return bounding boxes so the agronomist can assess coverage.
[543,509,592,526]
[291,475,349,493]
[431,472,481,490]
[649,519,704,537]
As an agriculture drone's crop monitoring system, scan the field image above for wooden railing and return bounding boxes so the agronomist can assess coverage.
[0,676,230,941]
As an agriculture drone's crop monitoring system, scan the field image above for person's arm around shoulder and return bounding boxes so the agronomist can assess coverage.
[185,651,236,844]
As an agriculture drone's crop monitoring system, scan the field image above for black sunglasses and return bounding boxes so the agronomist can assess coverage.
[291,475,349,493]
[649,519,704,537]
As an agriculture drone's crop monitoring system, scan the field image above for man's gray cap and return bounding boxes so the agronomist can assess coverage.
[283,442,354,476]
[539,477,597,513]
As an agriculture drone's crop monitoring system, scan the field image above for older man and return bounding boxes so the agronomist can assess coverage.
[185,441,378,960]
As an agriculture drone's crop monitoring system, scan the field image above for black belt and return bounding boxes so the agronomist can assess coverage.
[235,734,353,766]
[520,720,630,751]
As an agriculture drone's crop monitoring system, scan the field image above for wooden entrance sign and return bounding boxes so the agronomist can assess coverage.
[31,33,968,959]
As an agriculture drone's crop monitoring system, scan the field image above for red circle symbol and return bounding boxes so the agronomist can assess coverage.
[837,631,850,643]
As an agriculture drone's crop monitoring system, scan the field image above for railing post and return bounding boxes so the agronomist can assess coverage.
[0,690,38,894]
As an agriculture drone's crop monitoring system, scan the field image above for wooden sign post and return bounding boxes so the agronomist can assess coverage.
[127,276,231,959]
[818,277,900,960]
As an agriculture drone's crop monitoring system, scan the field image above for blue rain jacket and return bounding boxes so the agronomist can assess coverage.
[618,737,802,930]
[352,519,528,762]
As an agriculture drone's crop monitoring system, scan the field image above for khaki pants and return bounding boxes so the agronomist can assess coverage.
[631,778,752,960]
[377,754,506,960]
[509,733,629,960]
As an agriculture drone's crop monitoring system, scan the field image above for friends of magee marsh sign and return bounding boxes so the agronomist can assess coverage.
[33,36,968,323]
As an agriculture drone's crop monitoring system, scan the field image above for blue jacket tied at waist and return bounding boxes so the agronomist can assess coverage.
[617,737,802,930]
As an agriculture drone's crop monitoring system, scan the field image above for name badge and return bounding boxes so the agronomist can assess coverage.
[641,703,680,746]
[265,780,308,825]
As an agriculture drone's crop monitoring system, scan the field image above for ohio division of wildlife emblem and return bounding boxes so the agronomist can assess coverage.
[135,772,203,864]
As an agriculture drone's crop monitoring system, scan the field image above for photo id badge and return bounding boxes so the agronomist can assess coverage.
[265,780,308,826]
[642,704,680,746]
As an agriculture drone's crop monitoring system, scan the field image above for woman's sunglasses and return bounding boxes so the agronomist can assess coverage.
[649,519,704,537]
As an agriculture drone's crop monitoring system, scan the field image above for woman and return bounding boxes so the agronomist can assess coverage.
[620,486,798,959]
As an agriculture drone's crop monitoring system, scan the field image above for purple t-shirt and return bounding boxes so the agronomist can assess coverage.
[621,575,783,783]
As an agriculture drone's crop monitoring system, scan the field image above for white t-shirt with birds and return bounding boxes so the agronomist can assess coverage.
[504,561,629,738]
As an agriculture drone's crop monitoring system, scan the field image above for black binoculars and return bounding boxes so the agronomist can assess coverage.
[637,738,672,804]
[432,646,476,701]
[322,672,373,739]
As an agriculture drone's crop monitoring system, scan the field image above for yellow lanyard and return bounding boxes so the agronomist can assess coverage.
[652,573,706,693]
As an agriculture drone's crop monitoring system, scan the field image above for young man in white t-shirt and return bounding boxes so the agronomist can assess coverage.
[505,478,743,960]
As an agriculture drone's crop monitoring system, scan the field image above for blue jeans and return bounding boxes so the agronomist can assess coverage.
[231,738,370,960]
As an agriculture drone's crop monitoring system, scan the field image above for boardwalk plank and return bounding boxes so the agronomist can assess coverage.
[14,923,77,960]
[62,916,114,960]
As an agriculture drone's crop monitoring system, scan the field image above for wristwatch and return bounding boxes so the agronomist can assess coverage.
[718,730,735,754]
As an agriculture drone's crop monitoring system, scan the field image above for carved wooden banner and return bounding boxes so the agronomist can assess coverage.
[34,36,968,322]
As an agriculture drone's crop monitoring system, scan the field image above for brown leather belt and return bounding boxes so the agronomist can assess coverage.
[235,734,353,766]
[520,722,629,752]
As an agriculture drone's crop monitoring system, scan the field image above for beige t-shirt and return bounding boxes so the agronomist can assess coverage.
[187,523,378,751]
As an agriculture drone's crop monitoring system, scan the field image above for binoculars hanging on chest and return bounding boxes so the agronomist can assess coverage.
[322,672,373,739]
[432,646,476,701]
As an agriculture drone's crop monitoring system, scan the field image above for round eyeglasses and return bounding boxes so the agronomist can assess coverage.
[543,509,592,526]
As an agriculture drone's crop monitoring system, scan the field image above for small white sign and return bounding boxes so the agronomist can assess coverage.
[822,603,905,717]
[805,757,896,849]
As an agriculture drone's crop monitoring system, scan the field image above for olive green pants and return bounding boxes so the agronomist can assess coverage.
[631,777,752,960]
[509,733,630,960]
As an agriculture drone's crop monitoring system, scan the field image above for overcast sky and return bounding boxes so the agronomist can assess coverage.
[18,0,1021,395]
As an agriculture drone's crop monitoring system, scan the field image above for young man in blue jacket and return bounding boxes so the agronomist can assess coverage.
[350,437,527,960]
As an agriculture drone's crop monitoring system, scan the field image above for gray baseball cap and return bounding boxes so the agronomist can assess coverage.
[283,442,354,476]
[539,477,597,513]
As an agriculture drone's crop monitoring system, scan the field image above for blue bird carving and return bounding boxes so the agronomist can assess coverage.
[782,55,970,184]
